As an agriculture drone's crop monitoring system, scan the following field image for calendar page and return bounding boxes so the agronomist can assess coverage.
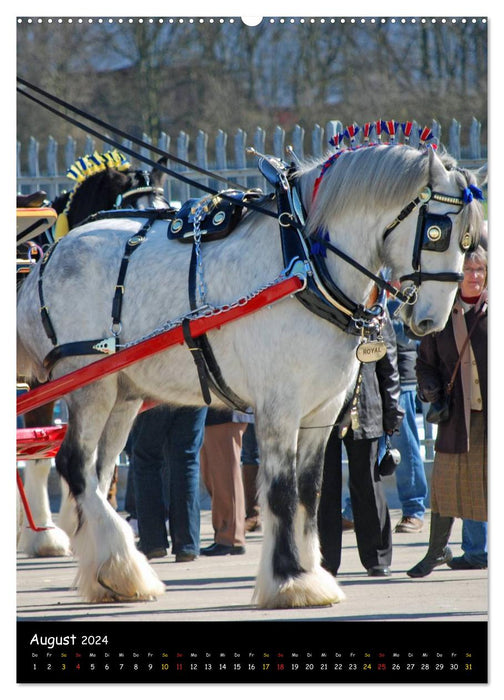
[15,9,489,687]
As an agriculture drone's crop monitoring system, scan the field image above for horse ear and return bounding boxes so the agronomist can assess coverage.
[427,146,448,184]
[151,156,168,188]
[474,163,488,188]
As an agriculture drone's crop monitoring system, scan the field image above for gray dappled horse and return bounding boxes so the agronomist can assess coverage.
[17,143,483,607]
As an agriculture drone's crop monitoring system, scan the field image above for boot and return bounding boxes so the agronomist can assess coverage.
[242,463,261,532]
[407,512,454,578]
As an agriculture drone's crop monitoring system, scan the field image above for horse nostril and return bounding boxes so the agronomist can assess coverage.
[414,319,434,336]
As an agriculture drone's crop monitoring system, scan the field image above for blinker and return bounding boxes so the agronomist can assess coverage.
[421,212,452,253]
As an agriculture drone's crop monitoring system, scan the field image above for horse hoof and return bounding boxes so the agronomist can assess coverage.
[78,554,166,603]
[19,526,71,557]
[254,569,345,609]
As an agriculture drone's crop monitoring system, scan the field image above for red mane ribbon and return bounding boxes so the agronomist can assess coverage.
[363,122,374,141]
[383,120,398,142]
[401,121,413,142]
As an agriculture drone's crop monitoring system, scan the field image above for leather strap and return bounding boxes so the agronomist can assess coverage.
[38,241,60,345]
[183,234,252,413]
[43,338,116,372]
[182,319,212,405]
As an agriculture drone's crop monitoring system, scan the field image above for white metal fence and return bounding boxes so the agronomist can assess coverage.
[17,117,486,204]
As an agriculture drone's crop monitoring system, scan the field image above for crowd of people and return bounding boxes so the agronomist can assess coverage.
[112,233,487,581]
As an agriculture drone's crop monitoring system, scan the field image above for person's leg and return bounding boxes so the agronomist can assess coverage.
[346,435,392,573]
[124,429,137,519]
[392,390,428,530]
[448,519,487,568]
[317,427,343,575]
[242,424,261,531]
[407,512,454,577]
[132,408,170,557]
[200,422,247,551]
[166,406,207,558]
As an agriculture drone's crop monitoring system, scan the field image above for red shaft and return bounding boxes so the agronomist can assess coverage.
[17,275,304,416]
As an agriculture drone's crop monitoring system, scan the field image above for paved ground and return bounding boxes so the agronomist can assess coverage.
[16,508,487,623]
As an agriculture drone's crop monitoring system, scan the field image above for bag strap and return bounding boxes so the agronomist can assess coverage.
[446,303,486,394]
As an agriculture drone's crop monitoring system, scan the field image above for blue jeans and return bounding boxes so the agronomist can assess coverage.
[241,423,260,466]
[461,519,488,566]
[131,405,207,556]
[390,389,428,520]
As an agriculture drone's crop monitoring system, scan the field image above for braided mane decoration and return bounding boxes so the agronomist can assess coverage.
[312,119,437,202]
[66,149,131,183]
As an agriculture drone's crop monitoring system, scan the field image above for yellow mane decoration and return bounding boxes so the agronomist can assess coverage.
[66,149,131,183]
[54,150,131,240]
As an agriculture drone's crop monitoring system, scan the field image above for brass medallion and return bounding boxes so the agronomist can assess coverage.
[356,340,387,363]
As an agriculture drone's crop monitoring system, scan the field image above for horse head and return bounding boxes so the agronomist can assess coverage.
[300,142,484,338]
[385,147,484,336]
[119,157,170,210]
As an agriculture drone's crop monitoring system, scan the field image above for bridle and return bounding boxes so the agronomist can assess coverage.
[383,183,480,286]
[311,179,482,310]
[118,185,169,209]
[117,169,171,210]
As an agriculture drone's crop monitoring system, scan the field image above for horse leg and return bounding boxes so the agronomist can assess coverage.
[57,398,139,542]
[18,458,71,557]
[56,383,164,602]
[19,402,71,556]
[252,407,344,609]
[293,406,345,601]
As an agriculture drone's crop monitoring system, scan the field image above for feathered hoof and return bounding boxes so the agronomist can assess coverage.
[254,568,345,609]
[77,552,166,603]
[20,526,71,558]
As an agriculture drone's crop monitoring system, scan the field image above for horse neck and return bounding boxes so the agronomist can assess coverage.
[68,170,129,227]
[299,167,387,306]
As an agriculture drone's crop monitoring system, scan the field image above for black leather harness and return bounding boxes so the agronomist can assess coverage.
[259,155,388,337]
[40,210,173,374]
[36,153,475,414]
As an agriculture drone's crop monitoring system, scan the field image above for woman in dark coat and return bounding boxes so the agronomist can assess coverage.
[407,245,487,577]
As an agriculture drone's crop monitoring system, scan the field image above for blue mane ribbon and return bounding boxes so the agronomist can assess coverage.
[310,229,330,258]
[462,185,484,204]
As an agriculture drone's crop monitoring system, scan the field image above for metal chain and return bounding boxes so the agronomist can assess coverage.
[118,264,304,350]
[192,204,208,305]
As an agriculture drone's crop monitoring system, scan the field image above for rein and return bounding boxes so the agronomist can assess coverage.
[17,77,244,192]
[17,80,279,222]
[309,232,413,304]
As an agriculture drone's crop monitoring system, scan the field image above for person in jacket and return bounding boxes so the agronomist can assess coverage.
[318,307,404,577]
[388,295,429,533]
[407,244,488,577]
